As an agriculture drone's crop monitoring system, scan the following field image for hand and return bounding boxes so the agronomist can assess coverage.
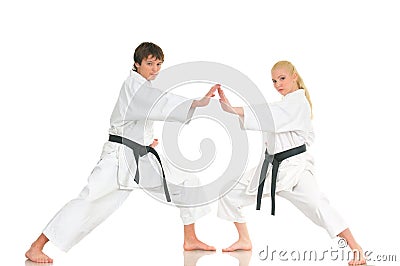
[149,138,159,148]
[191,84,220,108]
[218,87,244,116]
[218,87,232,112]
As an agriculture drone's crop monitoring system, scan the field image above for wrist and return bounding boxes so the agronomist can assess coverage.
[191,100,199,108]
[234,107,244,116]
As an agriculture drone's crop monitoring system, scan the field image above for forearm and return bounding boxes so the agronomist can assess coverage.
[191,99,200,108]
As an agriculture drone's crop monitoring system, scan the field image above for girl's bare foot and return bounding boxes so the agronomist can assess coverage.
[223,222,252,252]
[337,228,366,265]
[222,239,252,252]
[348,244,366,265]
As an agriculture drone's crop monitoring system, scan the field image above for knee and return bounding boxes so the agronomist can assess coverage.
[301,194,332,225]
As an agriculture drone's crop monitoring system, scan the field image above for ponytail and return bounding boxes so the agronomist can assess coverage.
[296,72,313,119]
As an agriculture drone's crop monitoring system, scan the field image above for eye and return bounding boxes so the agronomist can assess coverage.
[157,62,162,66]
[272,79,277,83]
[280,76,286,81]
[146,62,153,66]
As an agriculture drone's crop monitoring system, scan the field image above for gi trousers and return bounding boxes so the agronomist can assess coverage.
[42,145,210,252]
[217,168,347,238]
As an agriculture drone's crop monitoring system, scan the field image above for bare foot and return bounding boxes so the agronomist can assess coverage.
[222,239,252,252]
[348,244,367,265]
[183,239,216,251]
[25,246,53,263]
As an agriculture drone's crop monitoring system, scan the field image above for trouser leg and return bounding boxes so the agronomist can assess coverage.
[146,175,212,225]
[43,156,131,251]
[277,170,347,238]
[175,175,212,225]
[217,182,255,223]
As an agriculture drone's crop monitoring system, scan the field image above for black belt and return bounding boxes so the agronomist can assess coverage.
[256,144,306,215]
[108,134,171,202]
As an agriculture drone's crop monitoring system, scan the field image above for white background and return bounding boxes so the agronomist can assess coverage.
[1,0,399,265]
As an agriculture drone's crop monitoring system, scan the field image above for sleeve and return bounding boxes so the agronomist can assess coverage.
[242,99,310,133]
[124,82,194,123]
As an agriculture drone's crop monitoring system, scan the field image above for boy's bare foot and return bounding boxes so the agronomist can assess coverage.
[25,234,52,263]
[25,246,53,263]
[222,239,252,252]
[183,239,216,251]
[183,223,216,251]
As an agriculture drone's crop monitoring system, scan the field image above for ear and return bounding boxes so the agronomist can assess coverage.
[292,72,298,82]
[134,62,140,69]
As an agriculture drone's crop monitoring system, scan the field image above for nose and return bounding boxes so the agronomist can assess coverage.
[152,64,159,72]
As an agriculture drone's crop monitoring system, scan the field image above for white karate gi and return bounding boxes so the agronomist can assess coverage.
[217,89,347,238]
[43,70,210,252]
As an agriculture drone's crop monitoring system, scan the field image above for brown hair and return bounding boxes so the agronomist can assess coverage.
[133,42,164,70]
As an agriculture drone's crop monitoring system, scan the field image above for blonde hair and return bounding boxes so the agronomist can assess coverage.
[271,61,313,118]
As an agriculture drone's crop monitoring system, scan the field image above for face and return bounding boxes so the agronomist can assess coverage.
[271,67,299,96]
[135,55,163,80]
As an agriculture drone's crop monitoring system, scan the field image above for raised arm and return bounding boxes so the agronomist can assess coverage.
[218,87,244,117]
